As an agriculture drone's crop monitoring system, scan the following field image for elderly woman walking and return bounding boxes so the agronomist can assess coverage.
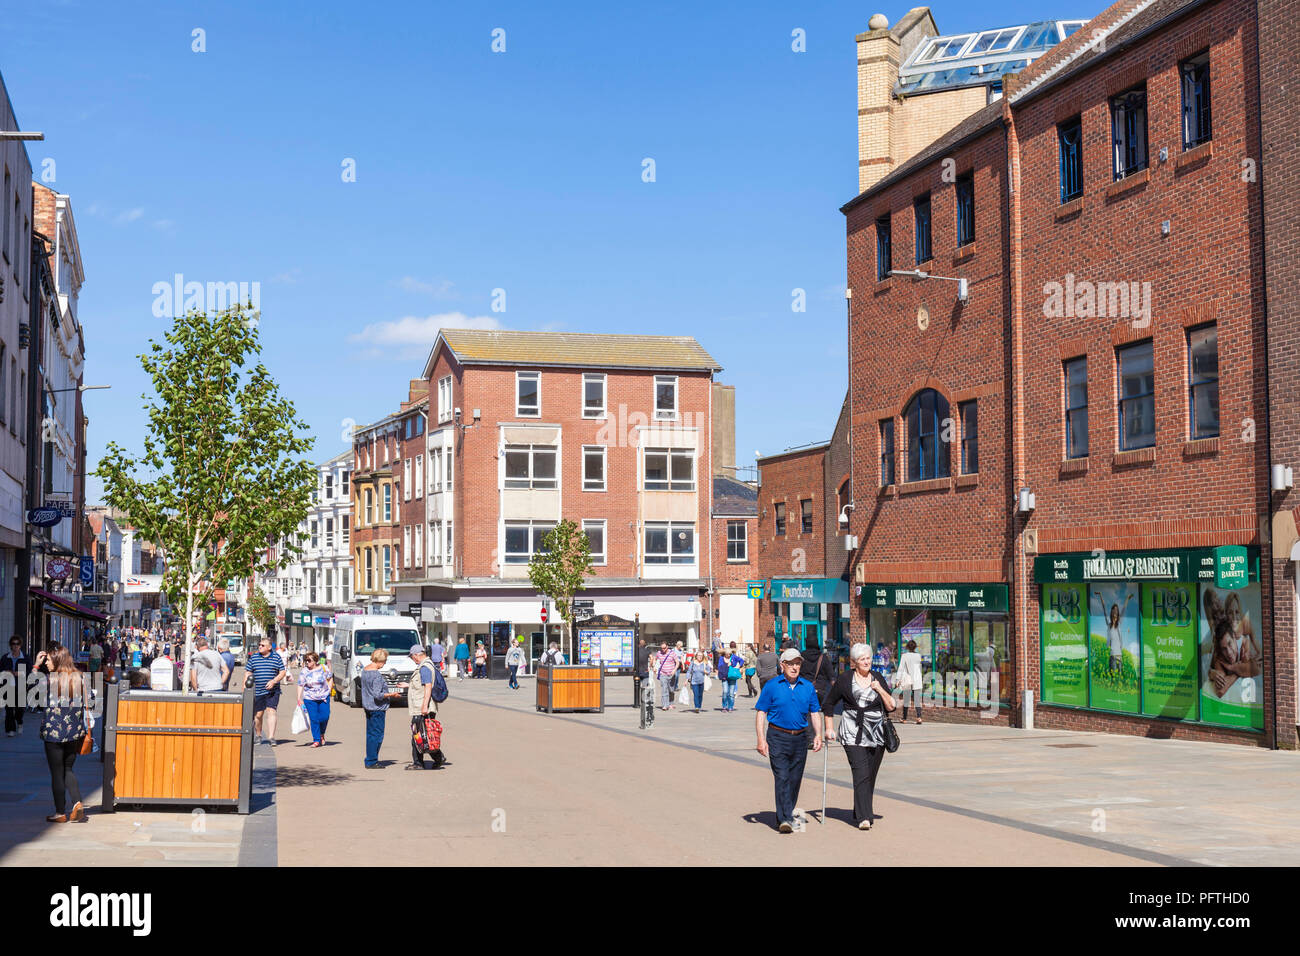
[822,642,896,831]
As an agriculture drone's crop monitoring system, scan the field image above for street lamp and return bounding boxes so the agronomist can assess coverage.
[887,269,970,304]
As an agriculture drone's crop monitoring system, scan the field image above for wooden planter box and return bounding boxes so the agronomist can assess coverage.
[536,665,605,713]
[101,683,255,814]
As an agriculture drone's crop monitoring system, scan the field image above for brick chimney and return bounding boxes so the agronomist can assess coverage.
[856,8,939,193]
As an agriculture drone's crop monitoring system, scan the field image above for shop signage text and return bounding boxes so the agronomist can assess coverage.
[861,584,1008,612]
[746,580,766,600]
[1034,547,1259,585]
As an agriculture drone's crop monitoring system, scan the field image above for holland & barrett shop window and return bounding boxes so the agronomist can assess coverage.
[1036,548,1262,731]
[861,585,1010,707]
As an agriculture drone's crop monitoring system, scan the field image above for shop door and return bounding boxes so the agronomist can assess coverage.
[789,622,820,651]
[490,622,511,679]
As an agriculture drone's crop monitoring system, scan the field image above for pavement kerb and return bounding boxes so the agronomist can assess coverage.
[452,693,1202,867]
[237,742,278,867]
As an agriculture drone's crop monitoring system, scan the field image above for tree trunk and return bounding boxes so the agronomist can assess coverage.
[183,567,196,695]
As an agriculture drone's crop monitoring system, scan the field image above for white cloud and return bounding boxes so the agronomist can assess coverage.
[152,219,174,231]
[115,207,144,224]
[271,269,302,284]
[349,312,502,357]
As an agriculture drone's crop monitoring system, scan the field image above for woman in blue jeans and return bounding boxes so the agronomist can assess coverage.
[687,651,710,713]
[360,649,405,768]
[720,641,744,711]
[296,652,332,747]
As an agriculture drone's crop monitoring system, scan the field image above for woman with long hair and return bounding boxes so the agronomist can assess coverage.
[35,645,89,823]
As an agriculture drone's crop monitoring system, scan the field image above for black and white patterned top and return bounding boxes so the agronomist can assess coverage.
[836,674,885,748]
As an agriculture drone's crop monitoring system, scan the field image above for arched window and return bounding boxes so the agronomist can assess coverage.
[905,389,951,481]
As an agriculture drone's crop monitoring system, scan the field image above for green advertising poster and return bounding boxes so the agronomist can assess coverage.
[1088,582,1140,713]
[1041,583,1088,707]
[1198,582,1264,730]
[1140,582,1199,720]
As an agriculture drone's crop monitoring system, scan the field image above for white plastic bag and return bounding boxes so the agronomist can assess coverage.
[677,686,691,707]
[704,675,713,692]
[291,705,308,735]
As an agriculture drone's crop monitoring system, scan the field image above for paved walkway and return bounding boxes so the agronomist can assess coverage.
[6,670,1296,867]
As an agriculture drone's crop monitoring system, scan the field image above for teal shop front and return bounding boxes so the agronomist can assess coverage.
[862,583,1011,708]
[769,578,851,653]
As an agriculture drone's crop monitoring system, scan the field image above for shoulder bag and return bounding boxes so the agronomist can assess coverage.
[844,671,900,753]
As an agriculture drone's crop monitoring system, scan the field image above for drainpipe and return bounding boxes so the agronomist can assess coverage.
[1003,106,1029,728]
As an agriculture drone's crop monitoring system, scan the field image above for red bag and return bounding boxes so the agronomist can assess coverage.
[413,715,443,753]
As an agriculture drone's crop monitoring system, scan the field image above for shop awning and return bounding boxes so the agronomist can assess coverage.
[31,587,108,622]
[861,583,1009,612]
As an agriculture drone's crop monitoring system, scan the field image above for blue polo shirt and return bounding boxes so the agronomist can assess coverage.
[755,675,821,731]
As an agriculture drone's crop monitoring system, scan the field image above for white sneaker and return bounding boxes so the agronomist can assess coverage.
[5,731,13,737]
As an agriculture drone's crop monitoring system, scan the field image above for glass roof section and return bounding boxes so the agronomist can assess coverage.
[897,19,1086,96]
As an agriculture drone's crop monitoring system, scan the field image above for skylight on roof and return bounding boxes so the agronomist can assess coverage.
[897,19,1084,94]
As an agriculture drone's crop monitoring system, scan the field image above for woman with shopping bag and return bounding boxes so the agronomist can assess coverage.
[686,650,711,713]
[295,652,332,747]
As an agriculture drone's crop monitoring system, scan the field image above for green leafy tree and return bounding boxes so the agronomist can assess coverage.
[96,306,315,691]
[527,519,594,655]
[248,586,276,639]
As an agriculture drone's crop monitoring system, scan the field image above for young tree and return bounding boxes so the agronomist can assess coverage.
[248,586,276,640]
[96,306,315,692]
[527,519,595,656]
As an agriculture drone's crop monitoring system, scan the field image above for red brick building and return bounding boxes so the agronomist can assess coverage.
[754,399,855,662]
[394,330,725,671]
[841,0,1287,744]
[710,476,758,648]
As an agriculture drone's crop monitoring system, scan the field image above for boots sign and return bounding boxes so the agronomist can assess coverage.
[27,506,62,527]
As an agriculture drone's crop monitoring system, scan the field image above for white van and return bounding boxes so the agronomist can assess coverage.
[331,614,422,708]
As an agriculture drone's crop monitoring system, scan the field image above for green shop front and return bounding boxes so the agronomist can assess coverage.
[862,583,1011,708]
[1034,547,1262,732]
[768,578,851,653]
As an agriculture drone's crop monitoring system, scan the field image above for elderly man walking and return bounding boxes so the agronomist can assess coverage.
[406,645,443,770]
[754,647,823,833]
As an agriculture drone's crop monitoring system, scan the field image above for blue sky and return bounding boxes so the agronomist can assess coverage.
[1,0,1072,501]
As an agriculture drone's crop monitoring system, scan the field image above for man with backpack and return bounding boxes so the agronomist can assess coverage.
[407,645,447,770]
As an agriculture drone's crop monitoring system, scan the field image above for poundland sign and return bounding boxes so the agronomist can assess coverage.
[861,584,1008,612]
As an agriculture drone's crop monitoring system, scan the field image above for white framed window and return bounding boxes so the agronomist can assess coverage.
[583,519,606,565]
[438,376,453,423]
[414,454,423,499]
[429,448,440,492]
[504,444,557,489]
[504,521,555,564]
[324,473,334,499]
[365,549,374,591]
[583,446,606,491]
[382,546,391,589]
[403,526,412,567]
[310,520,319,549]
[341,470,349,496]
[414,525,423,566]
[403,458,412,500]
[445,449,453,490]
[654,375,677,420]
[383,484,392,522]
[364,489,373,525]
[913,33,974,64]
[726,520,747,562]
[342,571,350,604]
[644,522,695,565]
[516,371,540,417]
[445,522,453,566]
[583,373,606,418]
[325,518,334,548]
[429,520,442,564]
[309,569,317,604]
[342,514,350,545]
[644,447,694,491]
[325,569,334,605]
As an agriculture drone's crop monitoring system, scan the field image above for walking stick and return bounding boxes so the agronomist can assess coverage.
[821,729,828,825]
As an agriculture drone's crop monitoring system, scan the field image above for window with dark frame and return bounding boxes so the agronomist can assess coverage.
[1188,324,1219,440]
[1118,340,1155,450]
[800,499,813,534]
[644,522,695,564]
[914,194,932,264]
[956,172,975,246]
[905,389,951,482]
[504,444,558,489]
[583,373,606,417]
[1110,86,1148,180]
[1181,52,1212,149]
[1058,116,1083,203]
[959,400,978,474]
[1064,356,1089,459]
[583,520,606,564]
[643,447,694,491]
[774,502,786,536]
[879,419,894,486]
[876,216,892,280]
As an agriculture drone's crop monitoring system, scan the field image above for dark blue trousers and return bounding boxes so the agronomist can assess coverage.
[364,709,386,767]
[766,726,808,825]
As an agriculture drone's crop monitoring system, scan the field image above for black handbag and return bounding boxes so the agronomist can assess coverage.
[873,669,901,753]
